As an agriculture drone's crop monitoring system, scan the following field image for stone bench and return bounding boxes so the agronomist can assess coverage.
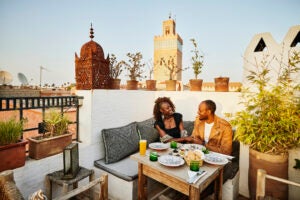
[93,118,239,200]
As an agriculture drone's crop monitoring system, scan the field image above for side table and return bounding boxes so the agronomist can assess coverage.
[45,167,94,199]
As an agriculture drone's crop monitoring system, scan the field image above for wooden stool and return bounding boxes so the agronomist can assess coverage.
[45,167,94,199]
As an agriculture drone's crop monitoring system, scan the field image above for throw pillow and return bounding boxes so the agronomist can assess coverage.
[136,118,159,145]
[102,122,139,164]
[183,121,194,136]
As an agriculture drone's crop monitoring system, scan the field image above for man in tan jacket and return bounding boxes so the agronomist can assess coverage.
[186,99,233,155]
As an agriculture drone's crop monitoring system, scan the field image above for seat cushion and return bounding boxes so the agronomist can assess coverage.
[136,118,159,145]
[183,121,194,136]
[94,157,138,181]
[102,122,139,164]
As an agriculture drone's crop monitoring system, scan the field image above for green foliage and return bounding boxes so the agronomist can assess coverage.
[0,118,24,145]
[160,56,188,80]
[44,109,70,137]
[232,51,300,155]
[124,52,146,80]
[109,54,124,79]
[190,38,204,79]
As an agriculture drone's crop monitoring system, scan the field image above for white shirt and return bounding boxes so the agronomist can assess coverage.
[204,122,214,144]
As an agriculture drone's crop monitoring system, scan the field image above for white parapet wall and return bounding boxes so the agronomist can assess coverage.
[13,90,250,199]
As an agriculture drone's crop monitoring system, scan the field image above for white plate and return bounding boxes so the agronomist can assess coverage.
[181,143,204,151]
[149,142,169,150]
[158,155,185,167]
[204,154,228,165]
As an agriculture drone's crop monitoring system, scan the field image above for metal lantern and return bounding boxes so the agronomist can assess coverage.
[63,143,80,179]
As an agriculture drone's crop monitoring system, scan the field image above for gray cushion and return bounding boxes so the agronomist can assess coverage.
[94,157,138,181]
[136,118,159,145]
[102,122,139,164]
[183,121,194,136]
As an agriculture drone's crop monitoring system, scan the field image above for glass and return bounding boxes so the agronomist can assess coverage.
[139,140,147,156]
[149,151,158,161]
[190,160,200,171]
[170,141,177,149]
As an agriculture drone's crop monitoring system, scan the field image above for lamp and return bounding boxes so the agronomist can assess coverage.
[63,143,80,179]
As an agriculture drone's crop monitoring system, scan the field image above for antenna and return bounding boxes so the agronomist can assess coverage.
[18,73,29,85]
[0,71,13,85]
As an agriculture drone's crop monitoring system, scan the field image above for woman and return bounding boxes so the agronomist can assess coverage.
[153,97,187,143]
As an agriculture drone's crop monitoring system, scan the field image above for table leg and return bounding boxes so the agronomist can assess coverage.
[214,168,223,200]
[62,182,68,195]
[138,163,147,200]
[189,186,200,200]
[89,170,95,199]
[45,176,52,199]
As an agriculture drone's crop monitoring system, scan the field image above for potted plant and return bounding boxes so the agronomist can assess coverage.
[0,118,27,172]
[231,52,300,199]
[109,54,124,89]
[189,38,204,91]
[124,52,145,90]
[160,56,187,91]
[214,76,230,92]
[28,109,72,159]
[145,59,156,91]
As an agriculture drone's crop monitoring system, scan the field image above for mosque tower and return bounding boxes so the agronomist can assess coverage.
[75,24,110,90]
[153,15,183,83]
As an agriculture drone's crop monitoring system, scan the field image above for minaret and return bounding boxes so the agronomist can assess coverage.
[153,16,183,83]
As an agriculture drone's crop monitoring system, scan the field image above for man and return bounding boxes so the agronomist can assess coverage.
[187,99,232,155]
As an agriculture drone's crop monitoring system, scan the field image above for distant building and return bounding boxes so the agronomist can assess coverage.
[243,25,300,91]
[154,16,183,85]
[75,25,110,90]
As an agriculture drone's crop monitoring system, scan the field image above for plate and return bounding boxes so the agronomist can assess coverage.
[181,143,204,151]
[149,142,169,150]
[204,154,228,165]
[158,155,185,167]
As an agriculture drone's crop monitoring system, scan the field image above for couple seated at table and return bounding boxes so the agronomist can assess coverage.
[153,97,232,156]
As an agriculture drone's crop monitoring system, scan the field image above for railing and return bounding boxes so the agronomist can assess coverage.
[256,169,300,200]
[0,96,83,140]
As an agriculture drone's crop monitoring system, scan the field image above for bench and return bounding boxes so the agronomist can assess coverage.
[93,118,239,200]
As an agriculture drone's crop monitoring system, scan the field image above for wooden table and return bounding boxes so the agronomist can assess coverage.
[130,149,224,200]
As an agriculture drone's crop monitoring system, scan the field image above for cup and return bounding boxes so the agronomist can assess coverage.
[170,141,177,149]
[190,160,200,171]
[139,140,147,156]
[149,151,158,161]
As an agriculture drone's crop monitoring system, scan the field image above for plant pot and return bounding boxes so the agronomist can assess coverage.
[28,133,72,160]
[126,80,138,90]
[249,149,288,200]
[214,77,229,92]
[189,79,203,91]
[146,80,156,91]
[165,80,177,91]
[0,140,28,172]
[109,79,121,89]
[288,147,300,200]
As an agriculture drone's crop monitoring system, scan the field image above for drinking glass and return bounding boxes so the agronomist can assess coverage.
[139,140,147,156]
[149,151,158,161]
[190,160,200,171]
[170,141,177,149]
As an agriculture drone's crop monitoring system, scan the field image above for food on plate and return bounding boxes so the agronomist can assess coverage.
[184,150,204,166]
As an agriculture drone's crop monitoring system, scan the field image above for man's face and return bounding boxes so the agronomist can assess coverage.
[160,102,174,116]
[197,102,209,120]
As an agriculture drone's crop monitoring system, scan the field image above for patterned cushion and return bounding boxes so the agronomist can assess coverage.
[136,118,159,145]
[183,121,194,136]
[102,122,139,164]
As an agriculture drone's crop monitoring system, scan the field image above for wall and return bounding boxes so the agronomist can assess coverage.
[12,90,249,198]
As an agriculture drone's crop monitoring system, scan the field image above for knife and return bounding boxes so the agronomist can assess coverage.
[187,170,207,184]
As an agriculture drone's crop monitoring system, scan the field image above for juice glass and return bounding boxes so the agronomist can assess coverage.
[139,140,147,156]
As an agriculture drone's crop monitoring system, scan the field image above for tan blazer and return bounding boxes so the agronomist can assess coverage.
[192,115,232,155]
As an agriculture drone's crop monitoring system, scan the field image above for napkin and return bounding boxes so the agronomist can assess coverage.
[187,170,207,184]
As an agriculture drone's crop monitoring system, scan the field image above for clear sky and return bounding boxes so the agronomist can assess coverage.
[0,0,299,86]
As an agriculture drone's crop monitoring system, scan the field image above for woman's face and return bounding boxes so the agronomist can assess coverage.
[159,102,174,116]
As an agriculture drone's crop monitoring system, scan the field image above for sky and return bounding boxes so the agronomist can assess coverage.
[0,0,299,86]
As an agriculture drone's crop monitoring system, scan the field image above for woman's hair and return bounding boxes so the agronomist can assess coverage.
[153,97,175,121]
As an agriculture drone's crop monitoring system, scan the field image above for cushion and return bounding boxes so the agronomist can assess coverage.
[102,122,139,164]
[183,121,194,136]
[136,118,159,145]
[94,157,138,181]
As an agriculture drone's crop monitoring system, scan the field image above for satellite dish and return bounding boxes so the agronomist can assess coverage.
[0,71,13,85]
[18,72,29,85]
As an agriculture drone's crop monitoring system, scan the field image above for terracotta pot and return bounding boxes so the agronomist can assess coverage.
[146,80,156,91]
[214,77,229,92]
[28,133,72,160]
[126,80,138,90]
[109,79,121,89]
[249,149,288,200]
[0,140,28,172]
[189,79,203,91]
[165,80,177,91]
